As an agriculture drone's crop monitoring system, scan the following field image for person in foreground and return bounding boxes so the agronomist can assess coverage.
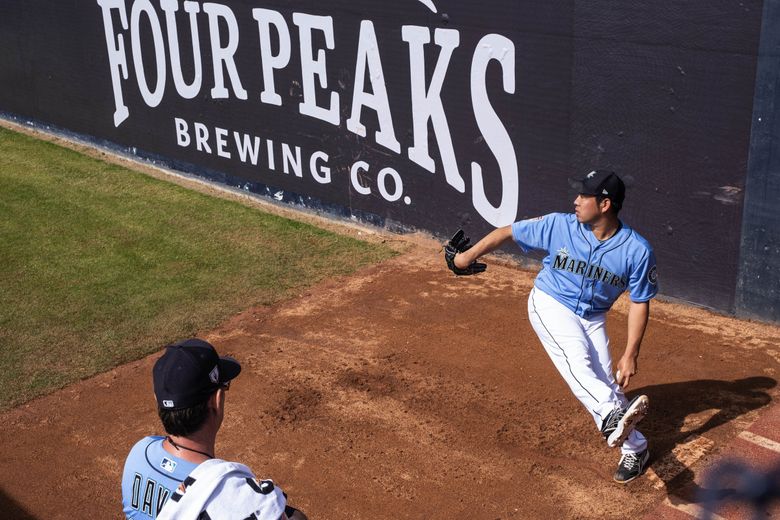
[445,170,657,483]
[121,338,307,519]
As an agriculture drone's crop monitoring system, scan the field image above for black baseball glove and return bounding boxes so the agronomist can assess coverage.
[444,229,487,276]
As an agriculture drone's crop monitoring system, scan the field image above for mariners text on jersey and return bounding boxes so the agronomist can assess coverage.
[511,213,657,317]
[552,252,628,290]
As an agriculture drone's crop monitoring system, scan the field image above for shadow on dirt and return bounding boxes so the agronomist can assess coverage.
[0,489,38,520]
[634,376,776,496]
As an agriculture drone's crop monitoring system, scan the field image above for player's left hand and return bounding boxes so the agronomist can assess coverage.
[444,229,487,276]
[615,355,637,388]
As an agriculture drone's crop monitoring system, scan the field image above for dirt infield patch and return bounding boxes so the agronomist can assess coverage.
[1,243,779,519]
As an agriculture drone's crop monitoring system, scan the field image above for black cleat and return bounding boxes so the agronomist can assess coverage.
[614,449,650,483]
[601,395,649,448]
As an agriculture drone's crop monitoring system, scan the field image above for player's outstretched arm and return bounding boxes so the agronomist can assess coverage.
[454,225,513,269]
[616,300,650,388]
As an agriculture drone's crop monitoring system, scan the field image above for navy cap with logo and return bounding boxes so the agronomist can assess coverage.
[153,338,241,410]
[572,170,626,210]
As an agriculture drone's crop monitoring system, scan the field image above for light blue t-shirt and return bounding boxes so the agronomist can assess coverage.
[512,213,658,318]
[121,436,199,519]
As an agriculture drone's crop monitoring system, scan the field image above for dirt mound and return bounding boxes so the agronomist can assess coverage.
[1,246,778,519]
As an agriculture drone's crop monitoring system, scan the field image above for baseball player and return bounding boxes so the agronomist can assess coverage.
[445,170,656,483]
[121,338,308,519]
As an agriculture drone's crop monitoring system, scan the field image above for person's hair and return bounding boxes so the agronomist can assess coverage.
[158,398,211,436]
[596,194,621,215]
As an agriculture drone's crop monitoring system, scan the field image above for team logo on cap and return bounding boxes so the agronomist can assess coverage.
[209,366,219,384]
[163,399,174,408]
[587,171,597,178]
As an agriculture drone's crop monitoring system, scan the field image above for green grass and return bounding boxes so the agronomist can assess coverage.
[0,126,395,410]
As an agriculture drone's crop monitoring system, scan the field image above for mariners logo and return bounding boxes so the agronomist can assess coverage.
[648,265,658,285]
[160,457,177,473]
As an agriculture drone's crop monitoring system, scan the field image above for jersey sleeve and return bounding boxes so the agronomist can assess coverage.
[158,466,287,520]
[628,247,658,302]
[511,213,559,253]
[205,476,287,520]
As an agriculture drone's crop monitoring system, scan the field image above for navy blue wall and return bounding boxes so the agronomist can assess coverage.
[738,0,780,322]
[0,0,775,321]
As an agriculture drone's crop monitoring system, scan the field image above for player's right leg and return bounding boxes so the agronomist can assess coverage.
[583,319,650,450]
[527,287,621,425]
[581,317,651,482]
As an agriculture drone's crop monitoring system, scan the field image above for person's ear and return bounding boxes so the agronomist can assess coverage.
[208,390,222,413]
[600,197,612,214]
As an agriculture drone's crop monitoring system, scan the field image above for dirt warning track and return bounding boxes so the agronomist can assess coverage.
[1,245,779,519]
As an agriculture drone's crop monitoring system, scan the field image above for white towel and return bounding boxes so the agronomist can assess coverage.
[157,458,286,520]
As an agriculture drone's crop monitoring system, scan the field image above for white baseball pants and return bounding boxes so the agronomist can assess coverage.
[527,287,647,454]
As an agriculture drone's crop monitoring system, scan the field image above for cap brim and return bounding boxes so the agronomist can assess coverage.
[568,178,597,195]
[218,356,241,383]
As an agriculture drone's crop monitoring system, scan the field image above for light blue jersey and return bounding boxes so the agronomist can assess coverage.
[122,436,199,519]
[512,213,657,318]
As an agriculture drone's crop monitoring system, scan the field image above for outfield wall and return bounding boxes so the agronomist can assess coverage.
[1,1,778,322]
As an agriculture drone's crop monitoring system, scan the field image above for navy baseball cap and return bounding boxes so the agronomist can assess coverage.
[572,170,626,209]
[153,338,241,410]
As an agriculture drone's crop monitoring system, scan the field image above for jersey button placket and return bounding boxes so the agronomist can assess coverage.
[574,225,594,314]
[588,239,602,312]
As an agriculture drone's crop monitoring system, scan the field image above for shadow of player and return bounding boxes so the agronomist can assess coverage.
[631,376,776,495]
[0,489,38,520]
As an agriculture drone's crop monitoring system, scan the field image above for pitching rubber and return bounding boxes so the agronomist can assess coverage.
[607,395,650,448]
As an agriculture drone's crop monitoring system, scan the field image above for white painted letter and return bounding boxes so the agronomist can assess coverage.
[97,0,130,126]
[347,21,400,154]
[292,13,339,125]
[234,132,261,165]
[203,3,248,100]
[266,139,275,170]
[160,0,203,99]
[377,167,403,202]
[194,122,212,153]
[252,8,291,106]
[130,0,167,108]
[282,143,302,177]
[310,151,331,184]
[175,117,190,147]
[402,26,463,192]
[350,161,371,195]
[215,127,231,158]
[470,35,518,226]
